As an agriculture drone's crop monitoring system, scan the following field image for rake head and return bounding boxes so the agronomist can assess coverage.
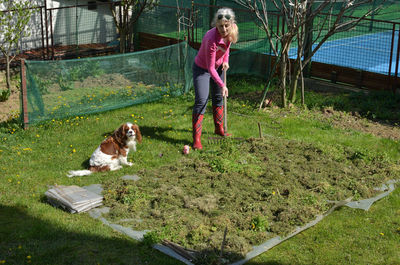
[207,136,245,144]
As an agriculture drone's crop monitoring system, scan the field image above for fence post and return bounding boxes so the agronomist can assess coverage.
[20,59,29,130]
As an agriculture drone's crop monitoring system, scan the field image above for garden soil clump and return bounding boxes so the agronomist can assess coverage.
[103,137,399,264]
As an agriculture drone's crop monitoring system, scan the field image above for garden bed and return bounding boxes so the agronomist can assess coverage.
[103,136,398,264]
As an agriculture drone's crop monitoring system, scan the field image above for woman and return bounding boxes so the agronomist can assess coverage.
[192,7,239,150]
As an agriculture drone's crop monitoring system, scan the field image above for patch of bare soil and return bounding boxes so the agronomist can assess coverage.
[321,107,400,140]
[0,71,20,122]
[72,73,132,90]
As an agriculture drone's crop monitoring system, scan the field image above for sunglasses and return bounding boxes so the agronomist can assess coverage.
[217,14,231,20]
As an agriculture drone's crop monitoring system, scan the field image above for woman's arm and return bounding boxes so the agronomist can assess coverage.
[205,40,225,88]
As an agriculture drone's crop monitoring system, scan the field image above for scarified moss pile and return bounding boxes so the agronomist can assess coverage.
[103,137,399,264]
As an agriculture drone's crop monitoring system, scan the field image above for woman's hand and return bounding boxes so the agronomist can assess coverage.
[222,86,229,97]
[222,62,229,71]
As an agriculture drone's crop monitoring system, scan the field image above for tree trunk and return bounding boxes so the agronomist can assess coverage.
[119,30,127,53]
[6,55,11,92]
[289,61,301,103]
[280,52,287,108]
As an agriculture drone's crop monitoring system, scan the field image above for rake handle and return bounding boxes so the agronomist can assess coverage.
[223,69,227,133]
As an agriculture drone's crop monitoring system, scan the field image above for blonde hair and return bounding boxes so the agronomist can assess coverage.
[211,7,239,44]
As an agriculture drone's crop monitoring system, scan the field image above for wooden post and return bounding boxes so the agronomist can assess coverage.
[258,122,263,140]
[20,59,29,129]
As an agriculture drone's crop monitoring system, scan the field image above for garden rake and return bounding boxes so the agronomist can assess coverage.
[223,68,228,134]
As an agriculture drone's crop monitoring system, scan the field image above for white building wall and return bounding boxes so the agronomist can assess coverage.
[1,0,117,53]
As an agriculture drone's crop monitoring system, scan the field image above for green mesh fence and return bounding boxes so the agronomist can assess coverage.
[22,42,197,125]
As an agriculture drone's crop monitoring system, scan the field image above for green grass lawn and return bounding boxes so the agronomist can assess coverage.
[0,75,399,264]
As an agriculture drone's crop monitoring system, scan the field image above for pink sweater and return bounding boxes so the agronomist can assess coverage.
[194,27,231,88]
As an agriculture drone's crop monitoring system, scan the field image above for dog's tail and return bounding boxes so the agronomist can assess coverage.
[67,170,93,178]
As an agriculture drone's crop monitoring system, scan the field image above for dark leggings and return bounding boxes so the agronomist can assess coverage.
[192,63,224,115]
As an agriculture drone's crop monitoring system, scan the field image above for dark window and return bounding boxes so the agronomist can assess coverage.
[88,1,97,10]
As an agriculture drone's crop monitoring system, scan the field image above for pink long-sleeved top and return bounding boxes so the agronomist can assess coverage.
[194,27,231,88]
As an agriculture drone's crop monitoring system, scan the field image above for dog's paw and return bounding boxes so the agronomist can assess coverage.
[127,162,133,166]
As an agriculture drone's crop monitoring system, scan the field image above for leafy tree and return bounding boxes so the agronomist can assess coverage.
[0,0,33,98]
[234,0,383,108]
[110,0,159,53]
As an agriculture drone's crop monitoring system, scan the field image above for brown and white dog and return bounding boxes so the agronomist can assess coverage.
[67,122,142,177]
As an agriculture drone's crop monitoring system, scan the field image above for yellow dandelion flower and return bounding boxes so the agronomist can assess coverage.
[23,148,32,151]
[17,181,21,184]
[18,245,22,249]
[36,134,40,137]
[72,149,76,153]
[8,179,12,182]
[27,255,31,259]
[380,232,384,236]
[0,260,5,264]
[272,191,276,195]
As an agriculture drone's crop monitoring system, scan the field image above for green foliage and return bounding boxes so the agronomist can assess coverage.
[56,61,105,91]
[32,75,51,95]
[0,0,33,90]
[0,89,10,102]
[0,0,32,51]
[250,216,269,232]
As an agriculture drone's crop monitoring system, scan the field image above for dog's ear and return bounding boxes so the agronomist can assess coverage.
[133,124,142,143]
[113,124,127,143]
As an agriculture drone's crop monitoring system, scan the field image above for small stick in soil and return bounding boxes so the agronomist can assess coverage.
[258,122,263,139]
[219,227,228,261]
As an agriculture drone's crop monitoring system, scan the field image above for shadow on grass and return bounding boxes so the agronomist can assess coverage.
[139,125,190,145]
[305,88,400,125]
[0,204,180,265]
[246,261,288,265]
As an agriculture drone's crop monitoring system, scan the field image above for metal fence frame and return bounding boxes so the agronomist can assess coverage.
[1,2,399,91]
